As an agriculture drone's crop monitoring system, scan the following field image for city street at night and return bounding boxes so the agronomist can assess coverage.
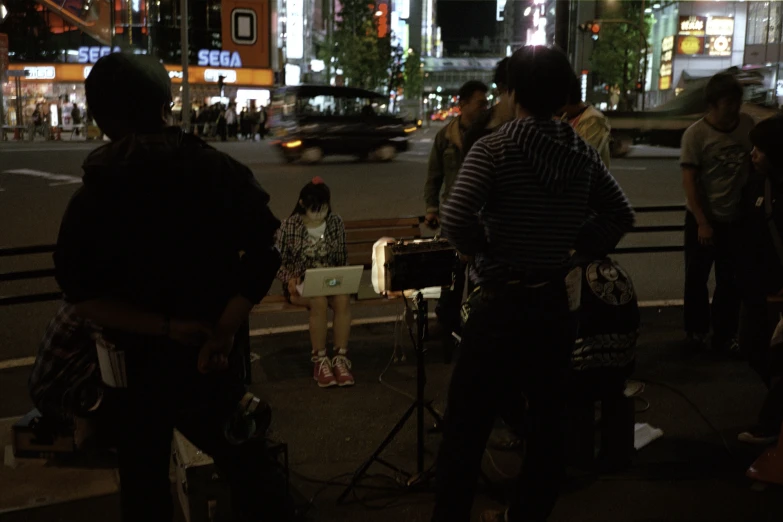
[3,134,782,522]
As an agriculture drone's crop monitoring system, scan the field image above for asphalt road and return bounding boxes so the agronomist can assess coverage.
[0,130,686,365]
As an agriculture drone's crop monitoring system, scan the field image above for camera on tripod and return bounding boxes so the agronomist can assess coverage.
[337,237,457,503]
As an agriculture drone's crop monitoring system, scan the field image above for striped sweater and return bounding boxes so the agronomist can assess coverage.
[440,117,634,284]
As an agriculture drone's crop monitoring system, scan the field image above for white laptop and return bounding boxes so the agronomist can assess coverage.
[298,266,364,297]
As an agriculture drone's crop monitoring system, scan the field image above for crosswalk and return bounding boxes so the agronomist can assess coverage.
[0,169,82,189]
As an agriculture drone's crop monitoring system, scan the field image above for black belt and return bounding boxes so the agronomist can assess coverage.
[481,268,568,288]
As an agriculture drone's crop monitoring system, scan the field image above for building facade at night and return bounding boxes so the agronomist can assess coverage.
[571,0,783,110]
[0,0,276,127]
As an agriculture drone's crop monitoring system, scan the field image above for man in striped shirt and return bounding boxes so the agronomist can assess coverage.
[431,46,635,522]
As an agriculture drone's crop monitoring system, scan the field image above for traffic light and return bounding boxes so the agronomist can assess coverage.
[578,21,600,40]
[635,81,644,92]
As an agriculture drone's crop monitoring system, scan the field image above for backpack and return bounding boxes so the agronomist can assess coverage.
[572,258,639,374]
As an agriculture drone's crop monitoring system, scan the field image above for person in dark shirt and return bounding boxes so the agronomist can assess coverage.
[430,46,634,522]
[735,115,783,445]
[54,53,287,522]
[425,80,489,355]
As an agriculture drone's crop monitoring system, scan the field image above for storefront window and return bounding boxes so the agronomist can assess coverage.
[747,1,770,45]
[2,80,86,127]
[769,2,783,43]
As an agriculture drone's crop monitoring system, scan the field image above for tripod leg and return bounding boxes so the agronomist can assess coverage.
[337,402,417,504]
[416,294,429,474]
[426,402,444,425]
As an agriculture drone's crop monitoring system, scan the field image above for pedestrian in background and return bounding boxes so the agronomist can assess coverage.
[560,74,612,167]
[54,53,288,522]
[680,72,753,353]
[432,45,634,522]
[424,80,489,352]
[226,104,237,139]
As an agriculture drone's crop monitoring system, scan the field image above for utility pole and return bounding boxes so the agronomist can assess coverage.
[640,0,647,110]
[554,0,571,53]
[326,0,334,85]
[180,0,191,132]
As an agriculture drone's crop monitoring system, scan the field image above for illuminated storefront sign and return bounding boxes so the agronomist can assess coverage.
[204,69,238,83]
[706,16,734,37]
[376,1,389,38]
[197,50,243,68]
[287,0,304,60]
[707,35,732,57]
[399,0,410,19]
[78,46,122,64]
[496,0,506,21]
[659,36,674,90]
[24,66,56,80]
[679,16,706,36]
[677,35,704,56]
[9,63,273,86]
[285,63,301,86]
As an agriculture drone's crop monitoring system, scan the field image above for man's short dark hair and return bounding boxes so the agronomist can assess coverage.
[85,53,172,137]
[493,58,510,91]
[705,72,743,107]
[750,115,783,170]
[508,46,576,118]
[458,80,489,104]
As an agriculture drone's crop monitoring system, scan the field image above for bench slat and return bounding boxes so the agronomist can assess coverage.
[343,217,421,229]
[346,227,422,243]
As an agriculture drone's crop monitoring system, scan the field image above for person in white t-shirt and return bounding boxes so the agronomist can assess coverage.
[276,178,354,388]
[680,72,754,353]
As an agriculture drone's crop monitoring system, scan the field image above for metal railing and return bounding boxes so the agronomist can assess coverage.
[0,205,688,383]
[0,205,689,307]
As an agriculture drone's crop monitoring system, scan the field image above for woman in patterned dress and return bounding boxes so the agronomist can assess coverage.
[276,178,354,388]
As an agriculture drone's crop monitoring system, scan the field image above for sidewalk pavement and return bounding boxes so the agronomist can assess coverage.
[1,306,781,522]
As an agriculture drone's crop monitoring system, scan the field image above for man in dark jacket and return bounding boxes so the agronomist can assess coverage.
[54,53,286,522]
[431,46,634,522]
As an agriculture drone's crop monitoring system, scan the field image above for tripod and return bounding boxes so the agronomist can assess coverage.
[337,291,442,503]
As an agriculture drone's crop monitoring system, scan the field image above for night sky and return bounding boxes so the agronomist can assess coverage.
[437,0,498,55]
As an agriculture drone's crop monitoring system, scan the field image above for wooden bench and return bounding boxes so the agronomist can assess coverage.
[253,216,426,314]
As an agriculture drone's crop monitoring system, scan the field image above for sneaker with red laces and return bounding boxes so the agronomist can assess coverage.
[331,354,355,387]
[313,355,338,388]
[738,426,779,445]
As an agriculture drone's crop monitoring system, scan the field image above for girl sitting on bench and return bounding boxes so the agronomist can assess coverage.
[276,177,354,388]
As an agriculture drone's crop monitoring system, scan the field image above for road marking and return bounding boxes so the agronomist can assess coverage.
[0,303,685,368]
[0,356,35,371]
[2,169,82,186]
[249,313,436,336]
[639,299,684,307]
[612,167,647,171]
[1,146,95,153]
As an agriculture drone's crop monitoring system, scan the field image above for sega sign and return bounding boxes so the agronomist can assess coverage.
[197,50,243,68]
[78,46,122,64]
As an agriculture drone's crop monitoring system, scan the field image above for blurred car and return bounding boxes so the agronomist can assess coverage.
[269,85,415,163]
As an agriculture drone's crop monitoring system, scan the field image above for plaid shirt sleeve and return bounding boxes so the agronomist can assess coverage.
[276,217,305,283]
[327,215,348,267]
